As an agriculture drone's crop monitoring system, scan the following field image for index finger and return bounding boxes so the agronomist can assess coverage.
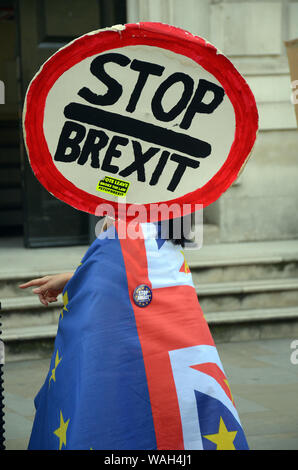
[19,277,48,289]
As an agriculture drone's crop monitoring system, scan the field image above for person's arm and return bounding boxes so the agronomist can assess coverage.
[19,272,74,306]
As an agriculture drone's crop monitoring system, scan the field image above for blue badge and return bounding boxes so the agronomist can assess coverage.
[133,284,152,307]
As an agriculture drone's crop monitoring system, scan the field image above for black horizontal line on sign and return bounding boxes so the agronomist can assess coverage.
[63,103,211,159]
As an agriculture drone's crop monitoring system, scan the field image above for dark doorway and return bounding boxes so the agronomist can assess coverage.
[0,2,22,238]
[0,0,126,247]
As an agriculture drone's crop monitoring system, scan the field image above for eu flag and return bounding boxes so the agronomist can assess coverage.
[28,222,249,450]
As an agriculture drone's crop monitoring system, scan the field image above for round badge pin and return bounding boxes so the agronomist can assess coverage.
[133,284,152,307]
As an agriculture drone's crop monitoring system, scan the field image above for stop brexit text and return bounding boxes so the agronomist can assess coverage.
[54,52,225,192]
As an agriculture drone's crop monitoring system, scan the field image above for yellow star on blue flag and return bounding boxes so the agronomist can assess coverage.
[203,416,237,450]
[60,291,69,320]
[49,350,62,387]
[53,411,70,450]
[195,390,249,450]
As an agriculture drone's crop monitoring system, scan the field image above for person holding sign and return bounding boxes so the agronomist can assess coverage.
[20,22,258,450]
[20,217,250,450]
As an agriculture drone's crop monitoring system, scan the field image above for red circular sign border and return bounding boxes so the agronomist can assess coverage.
[23,22,258,221]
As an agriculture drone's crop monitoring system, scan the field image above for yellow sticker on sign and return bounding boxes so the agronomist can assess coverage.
[96,176,130,198]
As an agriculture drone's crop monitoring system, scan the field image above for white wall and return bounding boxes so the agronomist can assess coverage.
[126,0,298,241]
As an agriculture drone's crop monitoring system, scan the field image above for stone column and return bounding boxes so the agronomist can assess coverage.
[126,0,211,38]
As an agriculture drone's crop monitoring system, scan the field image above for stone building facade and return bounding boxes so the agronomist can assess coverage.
[127,0,298,243]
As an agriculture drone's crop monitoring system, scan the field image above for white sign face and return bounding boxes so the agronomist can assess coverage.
[44,45,235,204]
[23,23,258,220]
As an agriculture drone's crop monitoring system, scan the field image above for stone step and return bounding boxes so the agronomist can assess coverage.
[197,278,298,295]
[3,304,297,340]
[3,264,298,299]
[186,240,298,268]
[1,239,298,360]
[2,242,298,297]
[196,278,298,312]
[3,306,298,361]
[1,296,61,329]
[3,324,58,342]
[1,275,298,335]
[190,260,298,284]
[2,276,297,326]
[0,269,73,298]
[206,305,298,324]
[206,306,298,344]
[186,240,298,283]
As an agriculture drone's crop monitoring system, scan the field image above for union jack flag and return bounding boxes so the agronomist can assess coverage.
[28,222,249,450]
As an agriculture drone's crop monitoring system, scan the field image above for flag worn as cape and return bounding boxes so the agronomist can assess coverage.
[28,222,249,450]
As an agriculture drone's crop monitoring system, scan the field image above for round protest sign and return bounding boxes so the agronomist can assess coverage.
[23,22,258,222]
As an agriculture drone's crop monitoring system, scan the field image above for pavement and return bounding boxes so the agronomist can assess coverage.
[3,336,298,450]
